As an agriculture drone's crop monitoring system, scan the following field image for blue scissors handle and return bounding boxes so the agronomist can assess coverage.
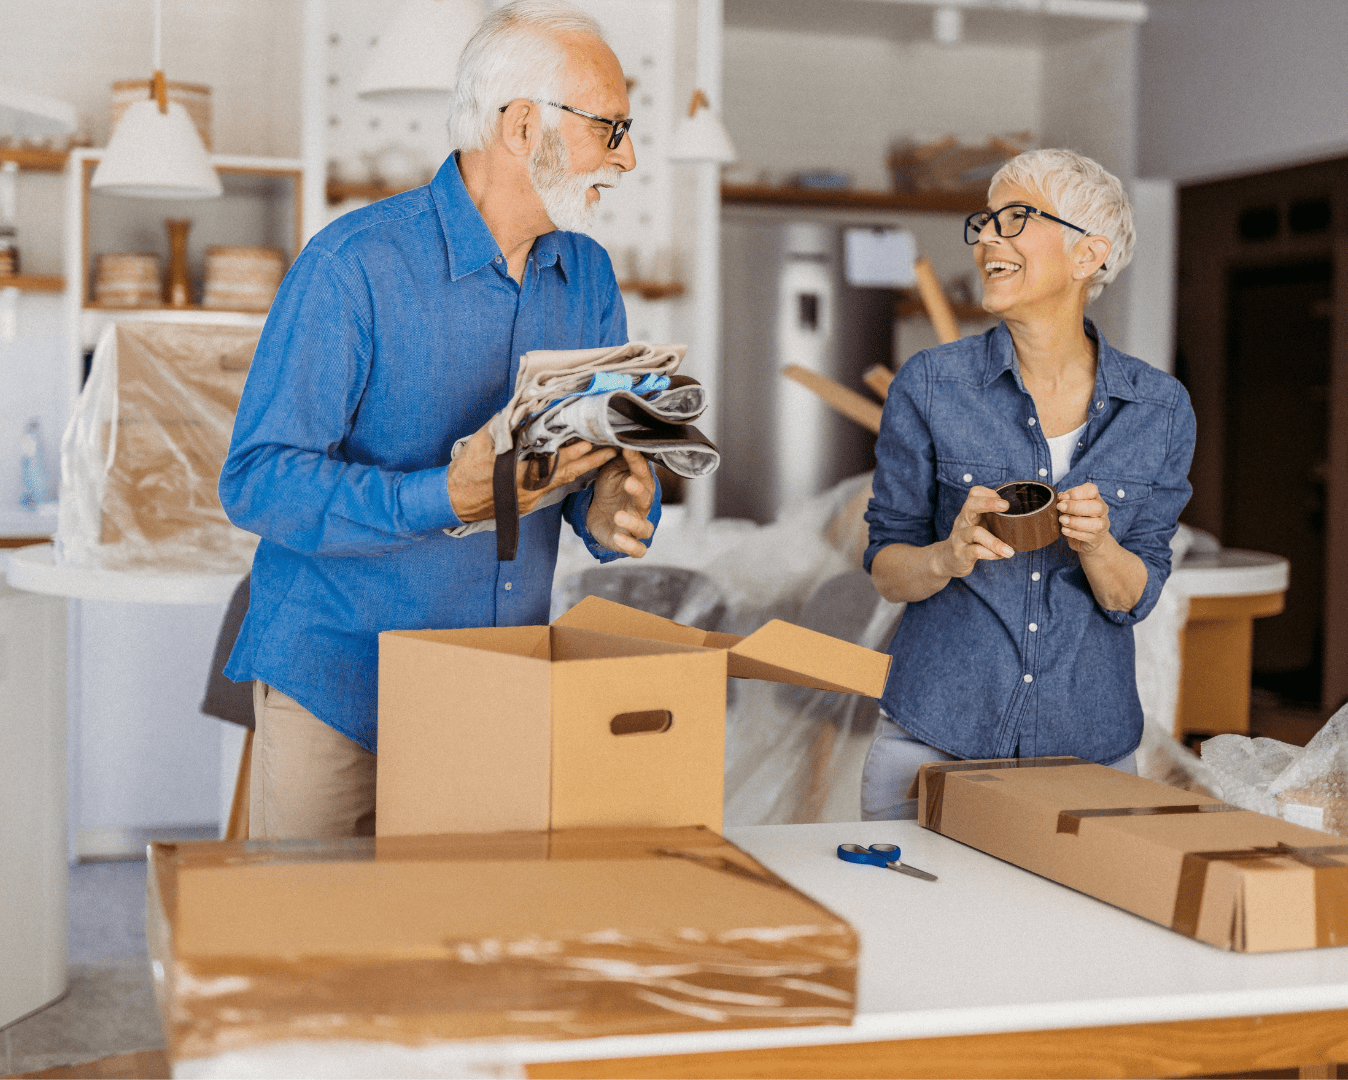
[837,843,900,867]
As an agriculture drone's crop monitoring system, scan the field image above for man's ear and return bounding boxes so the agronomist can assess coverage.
[498,99,537,159]
[1074,235,1111,280]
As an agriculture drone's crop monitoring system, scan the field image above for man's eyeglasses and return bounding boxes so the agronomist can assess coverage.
[964,204,1088,247]
[497,101,632,150]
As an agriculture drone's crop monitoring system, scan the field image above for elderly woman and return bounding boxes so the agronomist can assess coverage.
[860,148,1196,820]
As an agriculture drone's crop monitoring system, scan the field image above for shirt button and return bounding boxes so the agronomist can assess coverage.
[1028,417,1037,426]
[1038,467,1048,477]
[963,473,973,483]
[1029,623,1038,632]
[1023,674,1034,683]
[1117,488,1126,498]
[1031,571,1041,581]
[503,582,512,591]
[494,256,503,264]
[1096,401,1104,410]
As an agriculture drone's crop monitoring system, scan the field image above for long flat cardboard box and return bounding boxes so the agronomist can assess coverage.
[147,827,859,1063]
[918,757,1348,952]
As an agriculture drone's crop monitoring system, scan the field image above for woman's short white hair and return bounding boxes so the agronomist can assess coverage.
[449,0,606,153]
[988,149,1135,304]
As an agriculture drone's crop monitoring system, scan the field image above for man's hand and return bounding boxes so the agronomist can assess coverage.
[586,449,656,557]
[932,485,1015,578]
[447,424,617,523]
[1056,482,1112,555]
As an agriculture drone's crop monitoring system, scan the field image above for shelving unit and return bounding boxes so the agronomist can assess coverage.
[0,147,71,171]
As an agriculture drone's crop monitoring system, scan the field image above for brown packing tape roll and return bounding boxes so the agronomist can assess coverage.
[985,481,1060,552]
[1171,842,1348,945]
[1056,802,1243,836]
[921,757,1084,833]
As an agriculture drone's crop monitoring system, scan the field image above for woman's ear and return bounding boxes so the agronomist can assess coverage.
[1074,235,1112,279]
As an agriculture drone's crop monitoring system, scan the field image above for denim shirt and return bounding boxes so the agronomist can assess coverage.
[864,320,1195,764]
[221,154,644,751]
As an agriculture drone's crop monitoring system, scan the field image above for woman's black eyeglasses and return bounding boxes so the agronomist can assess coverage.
[497,101,632,150]
[964,204,1088,246]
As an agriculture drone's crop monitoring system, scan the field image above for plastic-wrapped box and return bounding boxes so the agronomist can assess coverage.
[147,827,857,1064]
[56,321,260,573]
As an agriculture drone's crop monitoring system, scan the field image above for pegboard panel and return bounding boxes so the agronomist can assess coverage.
[323,0,681,342]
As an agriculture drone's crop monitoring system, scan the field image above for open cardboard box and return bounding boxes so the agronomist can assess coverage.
[146,826,859,1063]
[377,596,890,837]
[918,757,1348,952]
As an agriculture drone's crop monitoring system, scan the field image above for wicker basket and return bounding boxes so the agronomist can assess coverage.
[111,80,212,150]
[201,246,287,312]
[93,252,161,307]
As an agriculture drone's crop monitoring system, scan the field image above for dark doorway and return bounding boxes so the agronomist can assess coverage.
[1223,262,1332,704]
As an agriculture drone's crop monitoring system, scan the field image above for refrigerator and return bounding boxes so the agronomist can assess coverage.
[717,215,901,524]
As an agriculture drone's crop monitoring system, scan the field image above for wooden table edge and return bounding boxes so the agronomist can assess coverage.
[525,1006,1348,1079]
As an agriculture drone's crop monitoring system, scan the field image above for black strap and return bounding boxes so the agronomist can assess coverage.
[493,447,520,562]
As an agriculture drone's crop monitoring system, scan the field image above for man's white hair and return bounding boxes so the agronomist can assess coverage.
[988,149,1135,304]
[449,0,607,153]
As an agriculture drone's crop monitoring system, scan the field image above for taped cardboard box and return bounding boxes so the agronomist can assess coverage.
[147,826,858,1064]
[918,757,1348,952]
[377,595,890,837]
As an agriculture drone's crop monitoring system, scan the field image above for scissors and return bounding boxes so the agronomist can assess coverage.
[837,843,938,882]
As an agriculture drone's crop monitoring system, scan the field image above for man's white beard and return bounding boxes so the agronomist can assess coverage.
[529,124,621,234]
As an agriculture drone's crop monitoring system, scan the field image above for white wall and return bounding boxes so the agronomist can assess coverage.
[722,26,1043,191]
[1138,0,1348,182]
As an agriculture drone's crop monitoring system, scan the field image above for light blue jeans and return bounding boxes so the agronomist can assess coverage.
[860,714,1138,821]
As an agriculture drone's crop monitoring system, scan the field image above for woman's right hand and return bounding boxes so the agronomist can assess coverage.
[933,485,1015,578]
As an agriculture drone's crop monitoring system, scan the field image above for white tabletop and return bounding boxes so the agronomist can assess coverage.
[177,820,1348,1078]
[5,543,245,605]
[1171,548,1289,598]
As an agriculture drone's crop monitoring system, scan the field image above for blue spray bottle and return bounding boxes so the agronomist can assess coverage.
[20,417,51,510]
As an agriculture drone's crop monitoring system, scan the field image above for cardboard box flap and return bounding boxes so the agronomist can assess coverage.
[727,619,890,697]
[552,594,709,647]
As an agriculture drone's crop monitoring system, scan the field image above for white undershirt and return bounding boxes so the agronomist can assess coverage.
[1046,421,1088,486]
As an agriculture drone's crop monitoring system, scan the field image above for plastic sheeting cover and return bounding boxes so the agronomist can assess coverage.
[56,321,260,573]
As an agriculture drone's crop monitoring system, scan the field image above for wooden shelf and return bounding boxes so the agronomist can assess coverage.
[721,183,986,214]
[326,179,417,205]
[0,273,64,292]
[83,303,270,316]
[618,280,685,301]
[0,147,70,171]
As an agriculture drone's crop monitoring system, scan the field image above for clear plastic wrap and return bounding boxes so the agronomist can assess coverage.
[1202,705,1348,834]
[147,827,858,1065]
[56,321,260,573]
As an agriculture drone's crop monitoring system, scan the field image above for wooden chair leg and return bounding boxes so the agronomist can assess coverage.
[225,728,253,841]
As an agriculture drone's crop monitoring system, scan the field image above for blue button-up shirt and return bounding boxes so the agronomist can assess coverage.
[864,320,1195,764]
[221,154,642,751]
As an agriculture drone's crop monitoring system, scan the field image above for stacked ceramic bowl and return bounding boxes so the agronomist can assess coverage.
[93,253,161,307]
[202,246,287,311]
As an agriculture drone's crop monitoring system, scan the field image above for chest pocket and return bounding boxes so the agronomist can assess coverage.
[1090,476,1152,536]
[935,460,1009,537]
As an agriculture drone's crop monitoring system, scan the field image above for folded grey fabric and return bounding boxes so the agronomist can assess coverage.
[443,341,717,560]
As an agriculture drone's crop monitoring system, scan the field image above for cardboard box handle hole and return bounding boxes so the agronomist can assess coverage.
[610,710,673,736]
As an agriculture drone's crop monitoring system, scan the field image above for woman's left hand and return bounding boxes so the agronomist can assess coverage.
[1057,483,1113,555]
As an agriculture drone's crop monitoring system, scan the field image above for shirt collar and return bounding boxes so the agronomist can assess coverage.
[431,153,571,284]
[984,318,1145,404]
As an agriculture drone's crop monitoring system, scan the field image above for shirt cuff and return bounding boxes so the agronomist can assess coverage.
[572,475,663,564]
[1101,559,1163,626]
[401,465,464,532]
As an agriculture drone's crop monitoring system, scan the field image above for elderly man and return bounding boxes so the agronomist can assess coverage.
[219,0,652,840]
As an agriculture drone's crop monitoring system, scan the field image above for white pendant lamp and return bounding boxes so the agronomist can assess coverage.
[669,89,737,164]
[91,0,221,200]
[358,0,488,106]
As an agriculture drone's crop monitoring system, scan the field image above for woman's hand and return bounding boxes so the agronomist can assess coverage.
[933,485,1016,578]
[586,449,657,557]
[1056,483,1111,554]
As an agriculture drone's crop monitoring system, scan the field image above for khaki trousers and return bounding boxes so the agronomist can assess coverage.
[249,681,377,839]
